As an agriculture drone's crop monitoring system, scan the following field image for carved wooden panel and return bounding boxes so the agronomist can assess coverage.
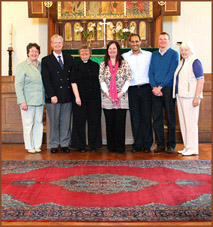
[74,22,82,41]
[28,1,47,18]
[57,1,153,20]
[107,22,114,40]
[198,74,212,139]
[60,19,153,49]
[87,22,96,40]
[139,21,146,40]
[2,94,22,132]
[1,77,24,143]
[1,77,47,144]
[175,74,212,143]
[129,21,137,34]
[199,93,211,130]
[64,23,72,41]
[162,1,181,16]
[46,1,160,51]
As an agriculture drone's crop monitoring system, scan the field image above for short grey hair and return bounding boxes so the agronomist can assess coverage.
[78,44,92,55]
[51,34,63,43]
[180,41,195,54]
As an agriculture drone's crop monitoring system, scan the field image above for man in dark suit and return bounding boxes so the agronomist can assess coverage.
[41,34,74,153]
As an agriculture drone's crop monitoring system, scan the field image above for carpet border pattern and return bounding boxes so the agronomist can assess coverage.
[2,160,211,175]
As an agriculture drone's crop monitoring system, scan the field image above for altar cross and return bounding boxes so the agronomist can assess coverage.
[99,18,110,48]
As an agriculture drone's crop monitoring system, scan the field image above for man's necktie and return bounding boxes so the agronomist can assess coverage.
[58,56,64,70]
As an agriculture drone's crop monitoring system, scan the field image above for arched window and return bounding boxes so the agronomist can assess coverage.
[74,22,81,41]
[115,21,123,40]
[139,21,146,40]
[64,22,72,41]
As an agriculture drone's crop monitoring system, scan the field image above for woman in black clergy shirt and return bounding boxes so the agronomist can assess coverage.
[71,45,102,153]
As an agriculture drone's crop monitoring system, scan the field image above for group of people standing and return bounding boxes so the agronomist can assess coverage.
[15,32,204,156]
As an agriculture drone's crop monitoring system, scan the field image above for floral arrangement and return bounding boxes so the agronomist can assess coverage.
[112,24,135,40]
[75,23,97,40]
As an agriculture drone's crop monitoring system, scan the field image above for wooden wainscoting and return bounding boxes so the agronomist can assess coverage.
[172,73,212,143]
[1,74,211,144]
[1,76,46,143]
[1,76,24,143]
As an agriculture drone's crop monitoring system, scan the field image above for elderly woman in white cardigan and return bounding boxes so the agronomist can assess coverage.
[173,41,204,156]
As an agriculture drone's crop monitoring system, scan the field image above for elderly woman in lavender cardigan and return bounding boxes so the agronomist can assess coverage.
[173,41,204,156]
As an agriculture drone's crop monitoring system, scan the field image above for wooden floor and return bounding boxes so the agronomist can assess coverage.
[1,143,212,160]
[1,143,212,227]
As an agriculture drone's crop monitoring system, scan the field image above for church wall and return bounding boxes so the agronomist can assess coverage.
[1,2,48,76]
[163,1,212,73]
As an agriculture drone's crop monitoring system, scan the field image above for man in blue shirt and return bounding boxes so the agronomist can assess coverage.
[123,34,153,153]
[149,32,179,154]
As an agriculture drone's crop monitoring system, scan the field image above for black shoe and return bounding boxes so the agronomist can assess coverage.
[50,148,58,153]
[154,147,165,153]
[79,149,86,153]
[61,147,70,153]
[91,148,96,152]
[143,148,151,153]
[109,149,116,153]
[117,150,125,154]
[167,147,175,154]
[132,147,141,153]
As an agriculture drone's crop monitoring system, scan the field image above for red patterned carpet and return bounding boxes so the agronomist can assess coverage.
[2,160,211,221]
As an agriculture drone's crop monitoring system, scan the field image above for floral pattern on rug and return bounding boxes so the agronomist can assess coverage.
[2,160,211,221]
[50,173,158,194]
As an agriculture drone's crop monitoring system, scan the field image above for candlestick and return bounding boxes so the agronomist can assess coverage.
[9,24,13,47]
[7,47,14,76]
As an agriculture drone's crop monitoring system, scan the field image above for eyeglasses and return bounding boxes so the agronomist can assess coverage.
[29,50,39,53]
[158,38,169,41]
[53,42,62,44]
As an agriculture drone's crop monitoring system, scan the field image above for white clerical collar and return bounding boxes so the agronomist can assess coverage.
[83,60,88,63]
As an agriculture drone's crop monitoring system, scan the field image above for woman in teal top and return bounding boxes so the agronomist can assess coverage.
[15,43,45,153]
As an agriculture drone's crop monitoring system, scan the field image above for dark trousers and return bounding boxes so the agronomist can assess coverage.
[103,109,127,152]
[128,84,153,149]
[71,98,102,149]
[151,86,176,149]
